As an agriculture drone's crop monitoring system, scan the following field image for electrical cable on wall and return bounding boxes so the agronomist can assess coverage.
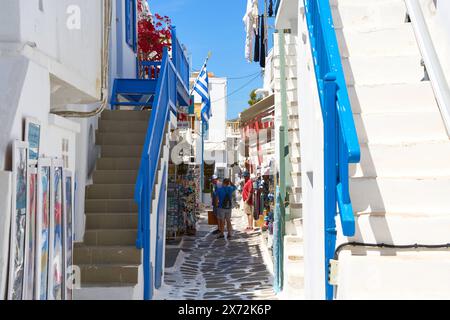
[334,242,450,260]
[210,73,262,104]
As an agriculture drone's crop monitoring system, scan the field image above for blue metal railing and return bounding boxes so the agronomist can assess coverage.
[303,0,361,300]
[134,39,188,299]
[171,26,190,91]
[139,61,161,80]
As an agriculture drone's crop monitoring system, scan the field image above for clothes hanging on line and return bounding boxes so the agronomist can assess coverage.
[243,0,259,62]
[254,15,260,62]
[269,0,274,17]
[259,14,267,68]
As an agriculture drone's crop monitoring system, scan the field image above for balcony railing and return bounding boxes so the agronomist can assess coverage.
[304,0,361,300]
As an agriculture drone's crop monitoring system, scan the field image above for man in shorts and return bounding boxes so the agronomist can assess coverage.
[242,171,254,231]
[216,179,236,239]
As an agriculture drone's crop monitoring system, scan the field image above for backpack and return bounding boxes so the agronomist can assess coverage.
[222,189,232,210]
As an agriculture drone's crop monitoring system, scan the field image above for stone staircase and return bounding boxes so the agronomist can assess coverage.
[73,110,151,300]
[274,32,303,221]
[332,0,450,299]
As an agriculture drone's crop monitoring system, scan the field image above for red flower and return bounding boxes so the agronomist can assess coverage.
[137,0,172,62]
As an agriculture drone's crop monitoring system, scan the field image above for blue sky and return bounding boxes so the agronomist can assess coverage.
[150,0,269,120]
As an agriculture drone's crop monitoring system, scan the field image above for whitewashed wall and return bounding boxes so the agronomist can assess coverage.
[297,2,326,300]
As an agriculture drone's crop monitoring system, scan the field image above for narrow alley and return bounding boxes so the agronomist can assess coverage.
[159,209,277,300]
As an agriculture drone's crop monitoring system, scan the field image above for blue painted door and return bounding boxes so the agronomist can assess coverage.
[154,165,167,289]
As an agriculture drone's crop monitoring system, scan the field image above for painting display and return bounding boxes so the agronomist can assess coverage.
[0,172,12,300]
[63,170,73,300]
[48,159,64,300]
[8,141,29,300]
[35,158,51,300]
[25,118,41,163]
[23,166,37,300]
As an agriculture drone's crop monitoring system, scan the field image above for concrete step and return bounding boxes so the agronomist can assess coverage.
[340,213,450,244]
[93,170,138,184]
[74,245,141,265]
[96,158,141,170]
[331,0,407,30]
[84,229,137,246]
[79,263,139,285]
[350,141,450,178]
[350,177,450,214]
[337,24,418,58]
[96,132,146,146]
[335,252,450,299]
[101,145,143,158]
[85,213,138,230]
[73,282,142,300]
[86,184,135,200]
[98,120,148,133]
[343,55,424,86]
[101,110,151,121]
[354,111,448,144]
[348,82,437,114]
[85,199,138,213]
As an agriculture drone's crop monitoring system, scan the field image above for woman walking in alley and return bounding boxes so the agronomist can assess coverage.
[242,171,255,232]
[216,179,237,239]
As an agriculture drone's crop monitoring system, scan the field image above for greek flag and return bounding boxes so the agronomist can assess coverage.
[193,63,212,128]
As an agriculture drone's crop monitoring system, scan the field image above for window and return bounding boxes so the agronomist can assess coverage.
[125,0,136,51]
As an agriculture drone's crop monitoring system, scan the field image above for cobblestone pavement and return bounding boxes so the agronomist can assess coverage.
[158,209,278,300]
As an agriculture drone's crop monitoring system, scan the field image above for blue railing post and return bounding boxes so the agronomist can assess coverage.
[324,73,338,301]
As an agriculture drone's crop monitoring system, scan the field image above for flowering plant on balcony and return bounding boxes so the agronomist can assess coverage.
[137,0,171,62]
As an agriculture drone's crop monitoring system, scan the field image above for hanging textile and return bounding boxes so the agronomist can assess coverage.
[259,14,267,68]
[269,0,274,17]
[243,0,259,62]
[254,15,260,63]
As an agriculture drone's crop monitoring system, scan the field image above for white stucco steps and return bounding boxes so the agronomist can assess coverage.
[350,141,450,178]
[337,24,418,58]
[354,111,448,144]
[85,199,138,213]
[350,177,450,214]
[85,213,138,230]
[74,245,141,265]
[348,82,437,114]
[101,110,151,121]
[79,264,139,284]
[86,184,135,199]
[98,120,149,133]
[331,0,407,30]
[84,229,138,246]
[74,283,142,300]
[93,170,138,184]
[335,253,450,300]
[96,132,146,146]
[343,55,424,86]
[342,213,450,244]
[96,157,141,170]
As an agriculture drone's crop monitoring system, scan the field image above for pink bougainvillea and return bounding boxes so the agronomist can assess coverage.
[137,0,171,62]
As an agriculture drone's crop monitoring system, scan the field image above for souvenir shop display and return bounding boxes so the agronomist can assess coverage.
[62,170,74,300]
[35,158,51,300]
[0,172,12,300]
[48,159,64,300]
[23,165,37,300]
[165,164,200,239]
[8,141,29,300]
[25,117,41,162]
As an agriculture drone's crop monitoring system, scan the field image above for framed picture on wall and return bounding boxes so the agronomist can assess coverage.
[8,140,29,300]
[35,158,51,300]
[23,164,38,300]
[24,118,41,164]
[62,170,73,300]
[48,159,64,300]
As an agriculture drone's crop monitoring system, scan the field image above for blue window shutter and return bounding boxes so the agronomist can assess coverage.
[125,0,136,51]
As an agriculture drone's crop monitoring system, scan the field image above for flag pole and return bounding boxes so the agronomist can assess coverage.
[198,51,212,205]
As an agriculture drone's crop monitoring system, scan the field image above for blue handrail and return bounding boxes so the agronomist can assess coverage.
[303,0,361,300]
[134,46,180,300]
[171,26,190,91]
